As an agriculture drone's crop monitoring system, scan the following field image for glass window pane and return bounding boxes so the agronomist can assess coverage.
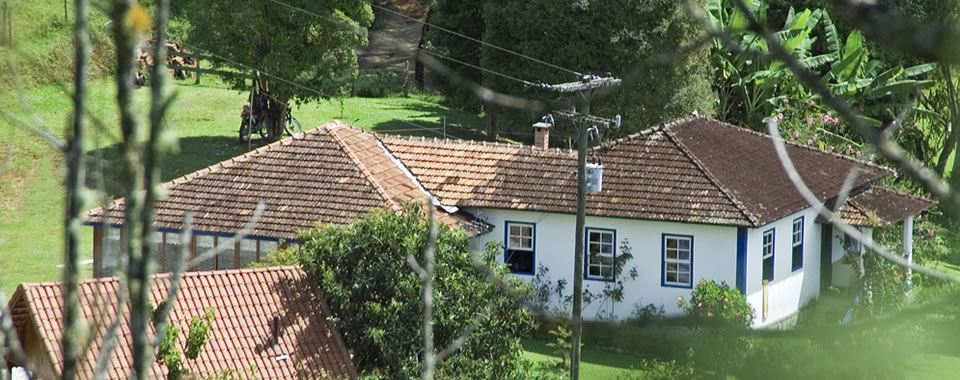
[667,239,677,249]
[601,267,613,278]
[238,238,258,268]
[679,263,690,273]
[679,251,689,261]
[667,272,677,282]
[666,249,677,260]
[217,236,236,270]
[678,273,690,284]
[260,240,278,256]
[679,239,689,250]
[666,262,678,271]
[195,235,215,271]
[600,243,612,254]
[601,232,613,244]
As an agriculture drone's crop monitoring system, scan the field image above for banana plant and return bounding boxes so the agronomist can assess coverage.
[707,0,829,126]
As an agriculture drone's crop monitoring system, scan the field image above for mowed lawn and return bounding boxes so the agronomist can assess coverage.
[0,76,485,298]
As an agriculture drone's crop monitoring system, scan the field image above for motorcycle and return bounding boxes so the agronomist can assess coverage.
[239,104,302,143]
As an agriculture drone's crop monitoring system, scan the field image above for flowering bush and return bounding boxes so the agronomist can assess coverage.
[677,280,755,328]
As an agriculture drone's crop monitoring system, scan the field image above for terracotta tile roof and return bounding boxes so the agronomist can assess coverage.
[86,121,487,239]
[821,186,935,226]
[6,266,357,379]
[666,117,892,225]
[383,117,898,226]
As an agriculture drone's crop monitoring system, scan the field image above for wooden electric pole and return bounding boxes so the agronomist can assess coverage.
[544,75,621,380]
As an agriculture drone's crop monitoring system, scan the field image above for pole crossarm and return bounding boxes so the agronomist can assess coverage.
[541,76,621,93]
[552,110,620,128]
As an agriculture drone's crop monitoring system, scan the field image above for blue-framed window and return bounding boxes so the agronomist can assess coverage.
[792,217,804,271]
[762,228,775,282]
[844,227,863,253]
[662,234,694,288]
[585,228,616,280]
[504,222,535,275]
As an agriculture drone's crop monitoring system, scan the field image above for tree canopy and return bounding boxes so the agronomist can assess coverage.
[296,205,535,379]
[459,0,716,139]
[184,0,373,108]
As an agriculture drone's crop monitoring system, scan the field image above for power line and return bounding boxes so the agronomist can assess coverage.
[179,42,329,100]
[367,1,581,78]
[417,48,540,88]
[179,43,472,140]
[267,0,581,78]
[265,0,365,34]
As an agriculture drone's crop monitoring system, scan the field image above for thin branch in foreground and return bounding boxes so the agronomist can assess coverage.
[718,0,960,215]
[765,119,960,283]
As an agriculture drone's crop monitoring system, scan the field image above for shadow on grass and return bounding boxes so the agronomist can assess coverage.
[85,134,271,198]
[371,101,488,140]
[521,337,647,371]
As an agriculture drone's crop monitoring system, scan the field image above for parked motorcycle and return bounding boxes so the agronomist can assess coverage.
[239,104,302,143]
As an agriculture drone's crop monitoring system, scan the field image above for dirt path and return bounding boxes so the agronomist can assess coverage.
[357,0,428,80]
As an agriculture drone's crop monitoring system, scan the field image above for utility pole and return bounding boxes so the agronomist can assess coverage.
[543,75,620,380]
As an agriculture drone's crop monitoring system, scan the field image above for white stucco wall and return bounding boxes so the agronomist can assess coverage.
[468,208,739,321]
[743,207,823,327]
[829,226,873,288]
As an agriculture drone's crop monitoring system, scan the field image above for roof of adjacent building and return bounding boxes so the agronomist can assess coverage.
[6,266,357,380]
[384,116,906,227]
[823,186,936,227]
[86,121,488,239]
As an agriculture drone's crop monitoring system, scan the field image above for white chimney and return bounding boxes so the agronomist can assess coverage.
[533,121,551,149]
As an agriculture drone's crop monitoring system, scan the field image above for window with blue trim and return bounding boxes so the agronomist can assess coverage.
[663,235,693,287]
[586,228,615,280]
[792,217,804,271]
[505,222,535,274]
[762,229,775,282]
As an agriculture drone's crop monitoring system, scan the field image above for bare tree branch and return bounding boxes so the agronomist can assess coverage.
[61,0,91,376]
[713,0,960,215]
[766,119,960,283]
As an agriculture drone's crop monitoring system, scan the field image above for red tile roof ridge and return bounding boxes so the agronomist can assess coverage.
[676,116,893,176]
[596,116,695,150]
[326,123,406,214]
[85,123,335,219]
[380,132,577,154]
[661,127,760,226]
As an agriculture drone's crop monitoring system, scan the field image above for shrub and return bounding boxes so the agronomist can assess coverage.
[298,204,534,379]
[678,280,755,328]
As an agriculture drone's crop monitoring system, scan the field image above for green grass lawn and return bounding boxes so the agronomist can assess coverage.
[0,75,484,298]
[522,338,653,379]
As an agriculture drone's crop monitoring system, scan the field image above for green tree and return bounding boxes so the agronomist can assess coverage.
[183,0,373,138]
[479,0,715,139]
[422,0,485,112]
[298,204,534,379]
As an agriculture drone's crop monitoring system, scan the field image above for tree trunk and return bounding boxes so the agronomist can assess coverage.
[486,104,497,141]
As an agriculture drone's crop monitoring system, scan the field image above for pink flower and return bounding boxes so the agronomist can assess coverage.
[809,100,815,105]
[707,312,713,317]
[736,312,741,317]
[697,302,703,308]
[928,229,933,236]
[807,118,814,126]
[856,151,862,157]
[921,235,925,240]
[869,154,875,162]
[783,98,789,104]
[899,129,903,135]
[793,130,800,138]
[846,145,853,154]
[678,296,683,302]
[807,138,813,145]
[812,134,818,140]
[777,113,784,120]
[724,298,729,303]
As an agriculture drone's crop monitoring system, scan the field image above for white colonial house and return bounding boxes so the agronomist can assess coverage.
[87,117,933,328]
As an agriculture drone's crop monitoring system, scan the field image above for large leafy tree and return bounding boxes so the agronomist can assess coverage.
[478,0,715,139]
[297,205,534,379]
[184,0,373,138]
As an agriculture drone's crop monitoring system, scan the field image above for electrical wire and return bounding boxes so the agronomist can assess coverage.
[180,42,329,100]
[366,1,582,78]
[417,48,541,88]
[179,42,475,140]
[265,0,366,34]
